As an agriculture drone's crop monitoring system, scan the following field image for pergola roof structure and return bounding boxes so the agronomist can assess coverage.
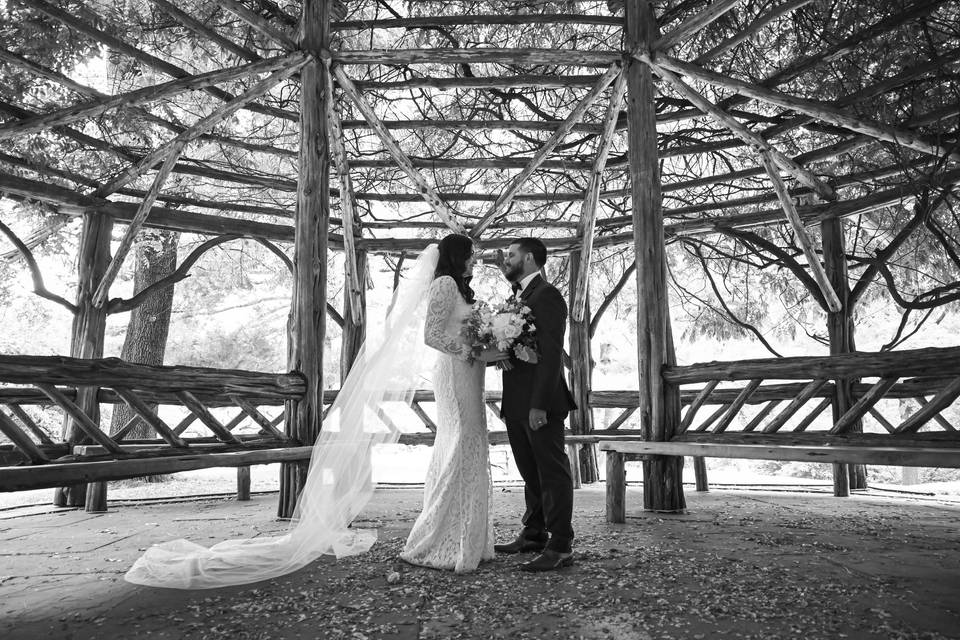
[0,0,959,514]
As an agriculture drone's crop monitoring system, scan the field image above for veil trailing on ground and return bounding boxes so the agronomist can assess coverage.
[125,245,440,589]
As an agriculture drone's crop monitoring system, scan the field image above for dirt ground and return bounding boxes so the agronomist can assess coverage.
[1,482,959,640]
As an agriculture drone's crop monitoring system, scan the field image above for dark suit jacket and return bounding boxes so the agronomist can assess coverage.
[501,275,577,421]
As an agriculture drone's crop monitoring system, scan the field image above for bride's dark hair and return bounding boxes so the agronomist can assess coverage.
[434,233,476,303]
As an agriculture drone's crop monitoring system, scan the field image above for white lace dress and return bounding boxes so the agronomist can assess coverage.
[400,276,495,572]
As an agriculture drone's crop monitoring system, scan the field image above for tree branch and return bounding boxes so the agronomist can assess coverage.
[0,218,76,313]
[590,259,635,338]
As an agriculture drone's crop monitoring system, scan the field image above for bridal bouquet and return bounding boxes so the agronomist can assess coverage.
[462,298,539,364]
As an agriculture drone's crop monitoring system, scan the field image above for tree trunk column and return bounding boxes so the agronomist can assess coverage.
[568,250,597,484]
[625,0,685,512]
[822,217,864,495]
[56,212,112,509]
[280,0,330,519]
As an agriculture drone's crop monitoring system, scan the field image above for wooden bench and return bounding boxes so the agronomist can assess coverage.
[599,433,960,523]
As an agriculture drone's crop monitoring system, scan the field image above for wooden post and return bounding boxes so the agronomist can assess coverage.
[625,0,685,512]
[605,450,626,523]
[568,250,597,483]
[236,466,251,501]
[280,0,329,519]
[693,457,709,491]
[57,213,112,510]
[822,217,864,493]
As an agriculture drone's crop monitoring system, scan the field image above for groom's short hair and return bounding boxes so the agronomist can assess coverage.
[511,237,547,267]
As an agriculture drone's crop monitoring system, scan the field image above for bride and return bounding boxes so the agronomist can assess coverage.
[125,233,506,588]
[400,233,508,572]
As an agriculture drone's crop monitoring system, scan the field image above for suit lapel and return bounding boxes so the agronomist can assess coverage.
[519,274,543,302]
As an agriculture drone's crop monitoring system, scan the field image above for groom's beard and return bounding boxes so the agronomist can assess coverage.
[504,264,523,282]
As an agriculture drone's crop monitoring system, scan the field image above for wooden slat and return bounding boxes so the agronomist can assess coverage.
[910,395,959,432]
[607,407,637,431]
[678,380,720,434]
[334,14,624,30]
[793,397,832,432]
[172,413,198,435]
[409,401,438,433]
[598,440,960,467]
[694,403,730,432]
[0,446,315,492]
[221,0,298,49]
[334,48,621,67]
[713,379,763,433]
[35,383,124,454]
[830,377,899,434]
[176,391,243,444]
[0,409,49,463]
[763,378,830,433]
[742,400,782,432]
[897,380,960,433]
[112,415,142,442]
[867,407,898,434]
[113,387,188,448]
[223,410,248,432]
[230,395,285,438]
[6,403,54,444]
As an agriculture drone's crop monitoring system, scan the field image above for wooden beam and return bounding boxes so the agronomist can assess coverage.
[333,64,465,234]
[572,71,628,321]
[896,379,960,433]
[353,75,603,91]
[151,0,261,62]
[221,0,298,49]
[762,378,829,433]
[36,383,124,455]
[677,379,720,434]
[713,378,763,433]
[644,56,836,201]
[0,54,298,142]
[113,387,189,448]
[334,48,621,67]
[91,139,188,308]
[229,395,285,438]
[829,377,900,434]
[324,61,363,325]
[655,0,744,52]
[333,14,624,30]
[666,346,960,385]
[6,403,55,445]
[94,57,306,198]
[0,409,50,463]
[654,55,960,161]
[177,391,244,444]
[694,0,814,63]
[757,151,842,311]
[471,63,622,238]
[598,440,960,468]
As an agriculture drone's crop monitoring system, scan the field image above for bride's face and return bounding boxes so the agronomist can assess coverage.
[463,248,476,276]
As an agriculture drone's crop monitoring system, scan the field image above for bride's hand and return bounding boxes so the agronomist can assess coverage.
[478,348,510,364]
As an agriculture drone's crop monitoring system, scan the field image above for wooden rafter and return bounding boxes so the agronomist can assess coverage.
[654,0,744,53]
[221,0,298,50]
[333,65,465,234]
[757,151,842,312]
[654,55,960,161]
[694,0,814,64]
[643,55,836,201]
[324,60,364,325]
[334,48,621,66]
[572,71,628,322]
[95,57,306,198]
[91,140,189,308]
[152,0,261,62]
[471,63,622,238]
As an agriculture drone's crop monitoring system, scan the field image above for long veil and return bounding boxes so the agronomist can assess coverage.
[125,245,440,589]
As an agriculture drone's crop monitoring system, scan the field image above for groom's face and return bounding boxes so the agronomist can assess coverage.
[503,243,528,282]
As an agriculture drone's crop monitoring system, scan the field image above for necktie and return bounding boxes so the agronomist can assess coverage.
[512,282,521,295]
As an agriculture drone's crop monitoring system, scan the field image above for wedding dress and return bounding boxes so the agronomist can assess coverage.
[399,276,494,572]
[125,247,441,589]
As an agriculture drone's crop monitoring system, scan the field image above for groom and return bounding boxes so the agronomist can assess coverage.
[496,237,577,572]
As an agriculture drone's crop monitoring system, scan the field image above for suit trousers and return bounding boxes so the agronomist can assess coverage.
[504,414,574,552]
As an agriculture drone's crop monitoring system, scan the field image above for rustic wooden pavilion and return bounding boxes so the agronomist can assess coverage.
[1,0,958,519]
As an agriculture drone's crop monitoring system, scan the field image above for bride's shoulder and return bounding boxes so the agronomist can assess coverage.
[431,275,456,289]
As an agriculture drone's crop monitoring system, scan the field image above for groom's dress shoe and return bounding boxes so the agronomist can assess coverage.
[494,536,546,554]
[520,549,574,572]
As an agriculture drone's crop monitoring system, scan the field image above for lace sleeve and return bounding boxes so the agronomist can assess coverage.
[424,276,468,360]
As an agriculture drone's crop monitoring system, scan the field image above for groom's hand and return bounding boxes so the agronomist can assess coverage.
[529,408,548,431]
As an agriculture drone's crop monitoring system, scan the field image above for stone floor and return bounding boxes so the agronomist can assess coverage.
[1,482,959,639]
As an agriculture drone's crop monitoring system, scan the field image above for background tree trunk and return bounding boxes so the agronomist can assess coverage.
[109,229,179,481]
